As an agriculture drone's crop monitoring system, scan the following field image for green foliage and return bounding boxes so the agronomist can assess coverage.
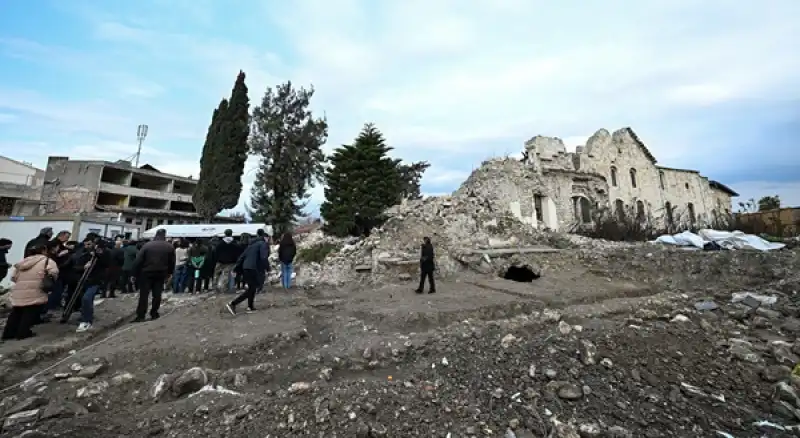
[296,242,339,263]
[320,123,407,237]
[758,195,781,211]
[194,71,251,219]
[395,160,430,200]
[249,81,328,235]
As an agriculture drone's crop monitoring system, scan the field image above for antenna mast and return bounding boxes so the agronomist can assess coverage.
[135,124,149,167]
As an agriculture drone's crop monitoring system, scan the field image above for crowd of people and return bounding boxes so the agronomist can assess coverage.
[0,226,299,341]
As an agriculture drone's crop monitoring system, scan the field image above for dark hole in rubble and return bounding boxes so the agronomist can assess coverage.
[502,265,541,282]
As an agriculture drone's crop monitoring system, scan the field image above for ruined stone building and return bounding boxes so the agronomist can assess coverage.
[457,127,738,231]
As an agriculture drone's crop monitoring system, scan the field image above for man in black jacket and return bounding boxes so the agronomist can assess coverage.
[71,238,110,332]
[0,238,12,283]
[131,229,176,322]
[214,229,241,293]
[415,236,436,294]
[24,227,53,257]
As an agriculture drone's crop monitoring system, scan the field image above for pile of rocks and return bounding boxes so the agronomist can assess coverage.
[292,192,582,286]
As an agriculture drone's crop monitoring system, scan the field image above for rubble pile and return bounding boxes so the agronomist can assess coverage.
[289,158,593,286]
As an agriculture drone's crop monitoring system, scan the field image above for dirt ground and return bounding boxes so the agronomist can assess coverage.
[1,246,799,437]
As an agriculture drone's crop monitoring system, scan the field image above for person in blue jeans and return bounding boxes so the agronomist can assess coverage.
[172,240,189,293]
[277,232,296,289]
[70,238,109,333]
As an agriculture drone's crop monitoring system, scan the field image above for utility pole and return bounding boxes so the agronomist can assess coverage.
[135,124,149,167]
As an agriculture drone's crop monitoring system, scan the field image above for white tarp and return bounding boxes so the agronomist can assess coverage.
[653,229,785,251]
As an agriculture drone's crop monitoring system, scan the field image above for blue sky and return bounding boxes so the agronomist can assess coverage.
[0,0,798,215]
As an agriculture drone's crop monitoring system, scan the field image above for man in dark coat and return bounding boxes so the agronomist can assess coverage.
[214,229,242,293]
[131,229,176,322]
[0,238,12,283]
[226,229,269,315]
[415,236,436,294]
[24,227,53,257]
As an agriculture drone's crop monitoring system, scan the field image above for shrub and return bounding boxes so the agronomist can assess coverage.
[296,242,339,264]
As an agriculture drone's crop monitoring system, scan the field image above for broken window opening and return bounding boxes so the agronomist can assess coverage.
[610,166,618,187]
[630,168,638,188]
[502,265,541,283]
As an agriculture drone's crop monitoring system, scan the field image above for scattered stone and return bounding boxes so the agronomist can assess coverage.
[558,321,572,335]
[172,367,209,397]
[76,381,108,398]
[670,314,690,323]
[600,358,613,369]
[694,301,719,311]
[557,383,583,400]
[762,365,791,383]
[6,396,48,416]
[289,382,312,394]
[500,334,518,348]
[579,340,597,365]
[110,372,135,386]
[3,410,40,429]
[151,374,174,400]
[544,368,558,379]
[528,364,536,378]
[77,363,107,379]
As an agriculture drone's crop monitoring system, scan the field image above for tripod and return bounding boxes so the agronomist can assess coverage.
[60,254,97,324]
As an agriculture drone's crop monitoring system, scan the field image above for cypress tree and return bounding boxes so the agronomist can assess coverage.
[194,71,251,220]
[320,123,403,237]
[194,99,228,219]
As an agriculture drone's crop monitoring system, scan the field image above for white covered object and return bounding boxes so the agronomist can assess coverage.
[653,229,785,251]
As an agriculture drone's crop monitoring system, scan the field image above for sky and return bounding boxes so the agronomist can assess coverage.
[0,0,798,216]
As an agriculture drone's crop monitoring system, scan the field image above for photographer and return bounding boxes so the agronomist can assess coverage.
[65,237,109,332]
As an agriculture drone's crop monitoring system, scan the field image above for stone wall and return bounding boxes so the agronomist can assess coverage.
[525,127,736,229]
[454,158,608,231]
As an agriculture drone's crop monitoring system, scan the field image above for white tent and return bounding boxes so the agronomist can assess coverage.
[141,223,273,239]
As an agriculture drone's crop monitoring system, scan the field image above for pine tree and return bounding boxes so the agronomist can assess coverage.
[249,81,328,235]
[396,160,430,200]
[320,123,403,237]
[193,71,250,220]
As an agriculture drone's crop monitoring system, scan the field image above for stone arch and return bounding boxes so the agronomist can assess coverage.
[636,200,646,220]
[630,168,638,188]
[687,202,696,225]
[610,166,618,187]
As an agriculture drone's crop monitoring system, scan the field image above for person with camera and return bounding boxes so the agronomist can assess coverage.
[68,237,109,333]
[2,240,60,341]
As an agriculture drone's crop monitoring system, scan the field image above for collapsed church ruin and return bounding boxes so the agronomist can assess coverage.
[457,127,738,231]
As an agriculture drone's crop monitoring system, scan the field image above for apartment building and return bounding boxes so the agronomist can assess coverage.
[0,155,46,216]
[40,156,241,234]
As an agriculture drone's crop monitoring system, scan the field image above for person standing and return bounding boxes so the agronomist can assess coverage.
[104,239,125,298]
[226,229,269,315]
[277,232,296,289]
[2,241,59,340]
[0,238,12,284]
[199,239,216,292]
[24,227,53,257]
[73,238,110,332]
[415,236,436,294]
[172,240,189,293]
[186,240,207,294]
[120,240,138,294]
[214,229,241,293]
[131,229,175,322]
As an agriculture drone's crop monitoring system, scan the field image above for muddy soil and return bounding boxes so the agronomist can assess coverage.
[0,247,798,437]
